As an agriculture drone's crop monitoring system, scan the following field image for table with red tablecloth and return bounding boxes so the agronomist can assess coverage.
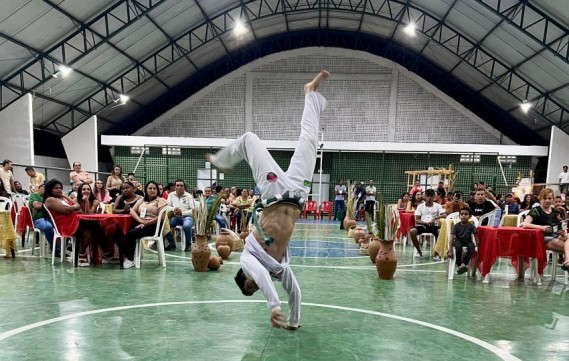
[57,213,132,237]
[476,226,546,278]
[397,211,415,239]
[56,213,133,265]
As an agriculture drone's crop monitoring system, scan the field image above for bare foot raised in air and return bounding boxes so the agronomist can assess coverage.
[206,153,231,173]
[304,70,329,93]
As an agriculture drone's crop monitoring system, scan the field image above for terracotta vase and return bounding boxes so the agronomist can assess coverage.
[367,238,381,263]
[191,235,211,272]
[217,242,231,260]
[207,256,223,271]
[216,231,234,251]
[352,228,366,243]
[375,240,398,280]
[344,218,356,231]
[365,232,373,241]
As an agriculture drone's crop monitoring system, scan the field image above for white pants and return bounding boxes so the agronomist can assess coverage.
[241,233,301,327]
[211,91,327,201]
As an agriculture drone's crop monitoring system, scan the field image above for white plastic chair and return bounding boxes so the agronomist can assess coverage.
[447,215,479,280]
[516,210,530,227]
[134,207,168,268]
[24,206,47,257]
[0,196,13,211]
[44,207,76,266]
[10,194,28,232]
[478,211,495,227]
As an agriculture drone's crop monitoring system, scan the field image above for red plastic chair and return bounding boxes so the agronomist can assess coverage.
[319,201,333,220]
[303,200,318,219]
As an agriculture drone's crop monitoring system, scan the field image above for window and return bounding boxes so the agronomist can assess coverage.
[162,147,181,156]
[460,154,480,163]
[130,146,149,154]
[498,156,517,164]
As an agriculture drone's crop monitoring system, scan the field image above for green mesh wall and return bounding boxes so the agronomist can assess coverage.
[113,146,531,202]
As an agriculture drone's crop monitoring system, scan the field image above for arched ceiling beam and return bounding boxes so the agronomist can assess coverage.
[42,0,171,91]
[0,0,167,125]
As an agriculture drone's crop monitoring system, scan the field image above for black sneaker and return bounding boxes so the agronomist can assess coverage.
[165,244,176,251]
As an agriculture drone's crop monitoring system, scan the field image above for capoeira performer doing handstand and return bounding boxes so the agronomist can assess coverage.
[208,70,329,330]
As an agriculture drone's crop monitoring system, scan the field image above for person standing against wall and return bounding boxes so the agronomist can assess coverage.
[333,179,346,221]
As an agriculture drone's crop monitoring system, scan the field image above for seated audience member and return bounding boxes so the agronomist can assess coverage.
[28,182,55,254]
[124,181,168,268]
[554,195,567,220]
[406,191,423,213]
[75,183,108,266]
[69,161,93,185]
[69,181,82,201]
[397,192,410,210]
[232,188,253,232]
[165,180,195,251]
[448,208,479,275]
[446,191,454,204]
[103,182,142,263]
[444,192,470,214]
[127,173,144,196]
[523,188,569,271]
[13,181,29,195]
[530,194,540,208]
[204,186,227,229]
[25,166,45,193]
[106,165,125,200]
[520,194,532,210]
[94,179,111,204]
[435,189,446,205]
[468,191,476,205]
[564,197,569,216]
[409,189,447,259]
[470,190,496,225]
[504,193,520,215]
[44,180,91,265]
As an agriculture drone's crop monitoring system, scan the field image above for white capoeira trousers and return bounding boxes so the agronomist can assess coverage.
[211,91,328,201]
[241,232,301,326]
[212,91,327,327]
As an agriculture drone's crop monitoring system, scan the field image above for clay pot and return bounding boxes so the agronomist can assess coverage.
[239,230,249,241]
[207,256,223,271]
[367,238,381,263]
[217,242,231,260]
[357,238,366,245]
[365,232,373,241]
[344,218,356,231]
[375,240,398,280]
[216,231,234,251]
[191,235,211,272]
[353,228,366,243]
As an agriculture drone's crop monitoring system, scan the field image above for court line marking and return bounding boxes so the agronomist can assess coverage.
[0,300,520,361]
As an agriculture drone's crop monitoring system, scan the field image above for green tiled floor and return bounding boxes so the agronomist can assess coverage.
[1,221,568,360]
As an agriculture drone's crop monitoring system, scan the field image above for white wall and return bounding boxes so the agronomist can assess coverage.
[62,116,98,177]
[0,93,34,186]
[136,48,515,146]
[547,126,569,189]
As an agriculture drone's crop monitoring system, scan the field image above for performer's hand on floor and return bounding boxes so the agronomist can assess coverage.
[270,310,283,328]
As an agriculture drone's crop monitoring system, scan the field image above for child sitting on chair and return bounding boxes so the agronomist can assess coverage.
[448,207,479,275]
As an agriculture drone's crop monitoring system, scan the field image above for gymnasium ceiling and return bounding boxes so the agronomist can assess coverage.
[1,0,568,146]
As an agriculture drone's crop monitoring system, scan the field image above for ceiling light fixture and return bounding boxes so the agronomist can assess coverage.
[233,20,247,36]
[119,94,130,104]
[52,64,73,78]
[403,22,416,37]
[520,100,532,113]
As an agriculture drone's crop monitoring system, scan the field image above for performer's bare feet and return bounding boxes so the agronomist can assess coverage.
[304,70,329,93]
[206,153,231,173]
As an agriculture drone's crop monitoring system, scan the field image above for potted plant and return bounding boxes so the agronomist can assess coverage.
[373,193,400,279]
[192,195,224,272]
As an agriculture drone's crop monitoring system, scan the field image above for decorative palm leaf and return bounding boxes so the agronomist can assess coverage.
[375,192,384,239]
[346,183,357,220]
